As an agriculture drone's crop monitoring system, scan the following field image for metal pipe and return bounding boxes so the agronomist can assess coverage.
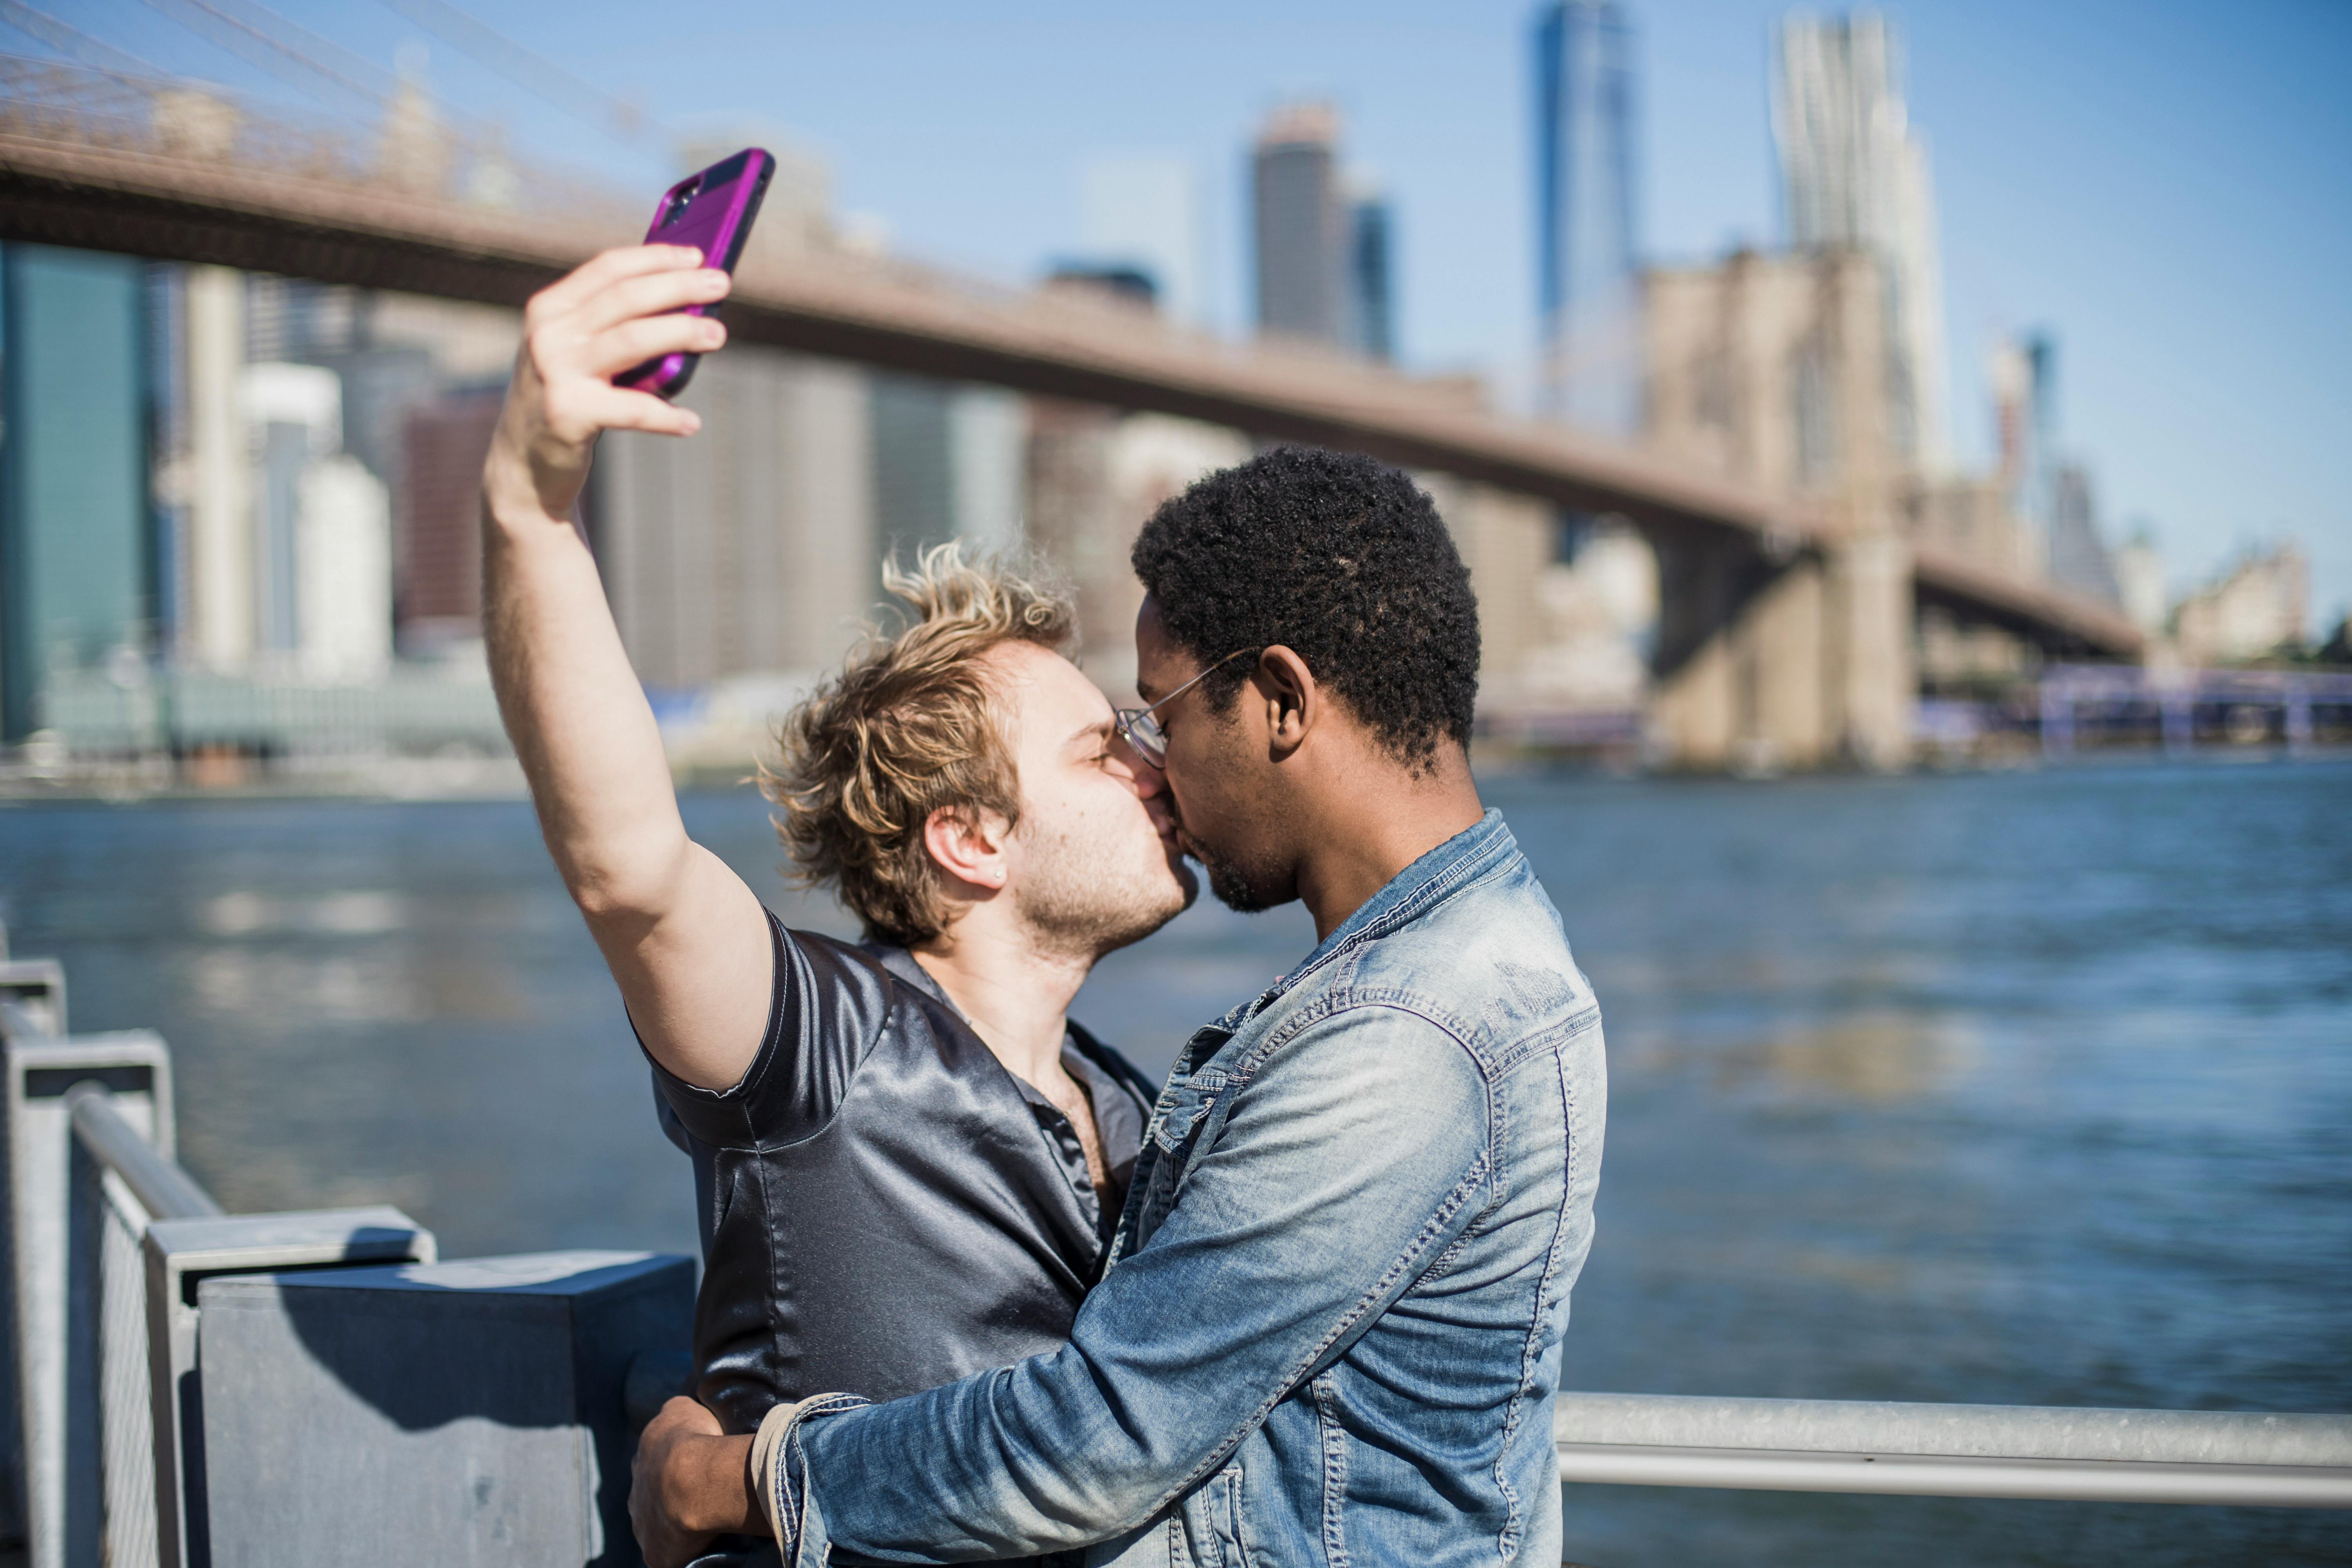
[64,1084,221,1221]
[1556,1393,2352,1508]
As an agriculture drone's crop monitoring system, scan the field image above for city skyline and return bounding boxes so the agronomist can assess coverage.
[19,0,2352,622]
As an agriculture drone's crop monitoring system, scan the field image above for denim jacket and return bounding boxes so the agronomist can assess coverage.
[764,809,1606,1568]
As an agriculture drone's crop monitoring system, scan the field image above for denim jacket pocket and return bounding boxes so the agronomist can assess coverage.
[1177,1461,1252,1568]
[1132,1069,1227,1245]
[1150,1068,1228,1154]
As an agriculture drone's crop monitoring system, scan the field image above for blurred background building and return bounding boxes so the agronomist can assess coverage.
[1534,0,1639,435]
[1250,102,1395,361]
[1773,12,1949,474]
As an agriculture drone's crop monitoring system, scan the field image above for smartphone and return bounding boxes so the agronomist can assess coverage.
[615,147,775,399]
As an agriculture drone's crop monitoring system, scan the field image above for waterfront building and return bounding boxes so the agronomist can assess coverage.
[2174,543,2309,666]
[1773,11,1950,471]
[869,375,1024,570]
[1078,154,1204,326]
[396,389,504,658]
[240,362,395,681]
[1533,0,1640,432]
[1025,405,1249,697]
[145,264,192,663]
[597,346,876,690]
[0,245,151,740]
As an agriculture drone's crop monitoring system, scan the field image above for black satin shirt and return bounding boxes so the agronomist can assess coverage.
[650,911,1153,1438]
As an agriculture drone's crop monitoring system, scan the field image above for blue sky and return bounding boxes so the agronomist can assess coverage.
[43,0,2352,622]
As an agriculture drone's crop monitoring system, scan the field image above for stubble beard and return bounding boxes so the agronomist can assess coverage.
[1014,818,1198,964]
[1180,828,1290,915]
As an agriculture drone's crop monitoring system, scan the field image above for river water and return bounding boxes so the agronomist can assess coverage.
[3,761,2347,1566]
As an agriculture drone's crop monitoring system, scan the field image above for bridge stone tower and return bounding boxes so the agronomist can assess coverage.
[1642,247,1915,770]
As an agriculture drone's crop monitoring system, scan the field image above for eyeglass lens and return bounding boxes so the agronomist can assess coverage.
[1118,711,1167,766]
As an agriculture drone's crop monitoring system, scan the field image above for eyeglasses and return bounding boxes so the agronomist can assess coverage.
[1113,647,1261,769]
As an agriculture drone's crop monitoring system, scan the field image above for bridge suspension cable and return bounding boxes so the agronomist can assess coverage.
[131,0,397,117]
[0,0,172,79]
[366,0,666,149]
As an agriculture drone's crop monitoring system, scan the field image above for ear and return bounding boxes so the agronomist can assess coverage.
[1253,646,1319,761]
[922,806,1011,893]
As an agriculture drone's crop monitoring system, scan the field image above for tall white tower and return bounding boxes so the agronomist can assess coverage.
[1773,12,1950,472]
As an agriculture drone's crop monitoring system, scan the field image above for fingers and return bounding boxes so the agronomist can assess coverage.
[584,385,704,437]
[546,383,703,443]
[569,265,730,336]
[576,312,727,379]
[528,243,704,326]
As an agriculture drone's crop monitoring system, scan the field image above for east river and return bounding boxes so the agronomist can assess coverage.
[3,760,2347,1566]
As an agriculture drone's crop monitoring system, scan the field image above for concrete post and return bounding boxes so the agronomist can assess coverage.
[144,1209,435,1568]
[196,1251,693,1568]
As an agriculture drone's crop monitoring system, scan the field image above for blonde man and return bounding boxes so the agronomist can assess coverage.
[481,243,1196,1566]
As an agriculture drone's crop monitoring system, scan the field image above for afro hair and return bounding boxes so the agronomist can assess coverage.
[1131,445,1479,767]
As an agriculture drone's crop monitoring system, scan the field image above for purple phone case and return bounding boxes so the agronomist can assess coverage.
[615,147,775,399]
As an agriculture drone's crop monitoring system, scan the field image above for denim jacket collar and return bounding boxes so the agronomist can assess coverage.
[1227,807,1515,1030]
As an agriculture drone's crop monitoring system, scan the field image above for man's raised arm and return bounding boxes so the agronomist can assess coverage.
[481,243,770,1091]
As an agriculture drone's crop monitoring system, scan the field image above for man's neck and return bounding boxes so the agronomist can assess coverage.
[1294,746,1486,943]
[909,918,1092,1089]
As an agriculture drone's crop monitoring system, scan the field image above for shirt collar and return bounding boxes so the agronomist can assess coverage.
[864,942,1146,1131]
[1248,807,1515,1016]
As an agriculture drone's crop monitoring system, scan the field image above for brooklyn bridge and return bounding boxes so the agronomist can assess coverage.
[0,56,2142,772]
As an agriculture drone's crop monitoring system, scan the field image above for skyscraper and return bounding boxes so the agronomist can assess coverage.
[1347,187,1395,362]
[0,245,152,739]
[1252,103,1346,346]
[1252,104,1396,361]
[1773,12,1949,470]
[2047,462,2122,609]
[1534,0,1639,433]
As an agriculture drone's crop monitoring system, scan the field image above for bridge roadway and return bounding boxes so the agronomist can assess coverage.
[0,116,2141,661]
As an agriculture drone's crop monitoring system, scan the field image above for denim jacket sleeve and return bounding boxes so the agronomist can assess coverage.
[778,997,1495,1564]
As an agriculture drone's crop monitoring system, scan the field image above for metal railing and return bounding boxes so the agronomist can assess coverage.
[0,944,2345,1568]
[1,975,434,1568]
[1553,1391,2352,1508]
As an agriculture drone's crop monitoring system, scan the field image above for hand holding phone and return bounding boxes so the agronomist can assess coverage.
[615,147,775,399]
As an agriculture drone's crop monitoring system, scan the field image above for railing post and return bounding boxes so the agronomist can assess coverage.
[143,1210,434,1568]
[5,1029,173,1568]
[196,1251,693,1566]
[0,956,67,1553]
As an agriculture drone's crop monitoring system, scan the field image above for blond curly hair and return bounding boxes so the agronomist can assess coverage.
[762,543,1077,947]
